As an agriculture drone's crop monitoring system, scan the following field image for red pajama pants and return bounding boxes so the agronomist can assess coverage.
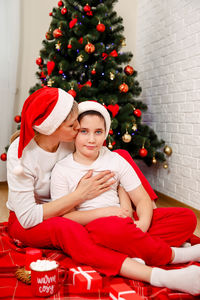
[8,211,127,276]
[86,207,197,266]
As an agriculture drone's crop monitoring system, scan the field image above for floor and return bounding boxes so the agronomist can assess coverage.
[0,181,200,237]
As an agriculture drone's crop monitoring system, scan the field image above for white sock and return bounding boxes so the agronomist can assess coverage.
[131,258,146,265]
[171,244,200,264]
[150,265,200,295]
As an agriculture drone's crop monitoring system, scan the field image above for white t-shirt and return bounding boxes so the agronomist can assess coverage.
[7,137,74,228]
[51,147,141,211]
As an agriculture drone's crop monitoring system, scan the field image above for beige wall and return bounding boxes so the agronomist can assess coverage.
[15,0,138,113]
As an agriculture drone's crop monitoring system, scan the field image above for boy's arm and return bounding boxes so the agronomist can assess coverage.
[118,185,134,219]
[128,185,153,232]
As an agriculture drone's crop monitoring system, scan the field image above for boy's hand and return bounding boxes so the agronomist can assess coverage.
[134,219,150,232]
[99,206,131,218]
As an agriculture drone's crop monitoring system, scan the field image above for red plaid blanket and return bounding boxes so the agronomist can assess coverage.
[0,222,199,300]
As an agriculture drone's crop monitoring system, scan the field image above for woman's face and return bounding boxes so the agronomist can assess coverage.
[53,111,80,142]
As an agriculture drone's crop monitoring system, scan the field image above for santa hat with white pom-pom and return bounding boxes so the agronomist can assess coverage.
[13,87,74,175]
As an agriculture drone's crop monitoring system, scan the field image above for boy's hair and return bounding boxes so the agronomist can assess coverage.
[78,110,106,130]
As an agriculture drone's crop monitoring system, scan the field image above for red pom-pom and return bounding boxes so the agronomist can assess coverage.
[0,153,7,161]
[61,7,67,14]
[58,1,63,7]
[36,57,43,66]
[68,89,77,98]
[14,115,21,123]
[83,4,91,12]
[134,109,142,117]
[53,28,63,38]
[139,148,148,157]
[96,23,105,32]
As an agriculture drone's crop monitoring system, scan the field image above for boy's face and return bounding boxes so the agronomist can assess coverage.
[75,114,106,161]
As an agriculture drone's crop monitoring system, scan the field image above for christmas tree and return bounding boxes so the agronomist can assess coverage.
[1,0,168,166]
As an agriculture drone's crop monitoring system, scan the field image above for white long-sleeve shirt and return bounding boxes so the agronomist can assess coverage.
[51,147,141,211]
[6,137,74,229]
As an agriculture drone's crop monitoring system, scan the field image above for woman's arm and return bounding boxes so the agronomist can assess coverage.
[128,185,153,232]
[62,206,131,225]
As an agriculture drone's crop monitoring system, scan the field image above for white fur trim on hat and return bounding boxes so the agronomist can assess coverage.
[78,101,111,137]
[33,89,74,135]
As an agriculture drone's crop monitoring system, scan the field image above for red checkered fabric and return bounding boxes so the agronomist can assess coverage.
[0,222,199,299]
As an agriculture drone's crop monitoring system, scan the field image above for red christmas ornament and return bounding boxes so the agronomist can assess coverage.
[0,153,7,161]
[61,7,67,14]
[124,65,134,76]
[36,57,43,66]
[58,1,63,7]
[139,148,148,157]
[134,109,142,117]
[119,83,129,93]
[109,129,113,135]
[53,28,62,38]
[85,42,95,54]
[14,115,21,123]
[45,32,52,40]
[91,69,96,75]
[67,44,72,49]
[85,80,92,87]
[96,23,105,32]
[47,61,55,76]
[83,4,91,12]
[107,104,119,117]
[68,89,77,98]
[49,12,52,16]
[40,71,46,79]
[78,37,83,44]
[86,10,93,16]
[69,18,78,29]
[59,70,63,74]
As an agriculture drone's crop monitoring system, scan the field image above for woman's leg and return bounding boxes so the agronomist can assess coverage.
[8,212,127,276]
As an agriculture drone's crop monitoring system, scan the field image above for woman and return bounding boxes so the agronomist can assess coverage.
[6,87,200,295]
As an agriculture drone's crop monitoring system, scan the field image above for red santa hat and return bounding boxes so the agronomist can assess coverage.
[78,101,111,137]
[18,87,74,159]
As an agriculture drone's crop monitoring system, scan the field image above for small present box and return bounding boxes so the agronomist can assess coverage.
[109,283,142,300]
[68,266,102,292]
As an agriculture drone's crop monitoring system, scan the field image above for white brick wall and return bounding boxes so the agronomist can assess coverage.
[135,0,200,209]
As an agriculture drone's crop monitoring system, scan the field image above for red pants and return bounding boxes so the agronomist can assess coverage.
[8,211,127,276]
[86,207,197,266]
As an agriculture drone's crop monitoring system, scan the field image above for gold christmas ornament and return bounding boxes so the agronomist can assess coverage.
[163,162,168,169]
[121,39,126,46]
[132,123,137,131]
[55,41,61,50]
[164,145,172,156]
[152,156,157,164]
[110,72,115,80]
[108,141,113,149]
[76,54,84,62]
[47,79,54,87]
[122,130,132,143]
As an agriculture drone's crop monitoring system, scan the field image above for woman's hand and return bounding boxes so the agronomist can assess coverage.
[76,170,116,202]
